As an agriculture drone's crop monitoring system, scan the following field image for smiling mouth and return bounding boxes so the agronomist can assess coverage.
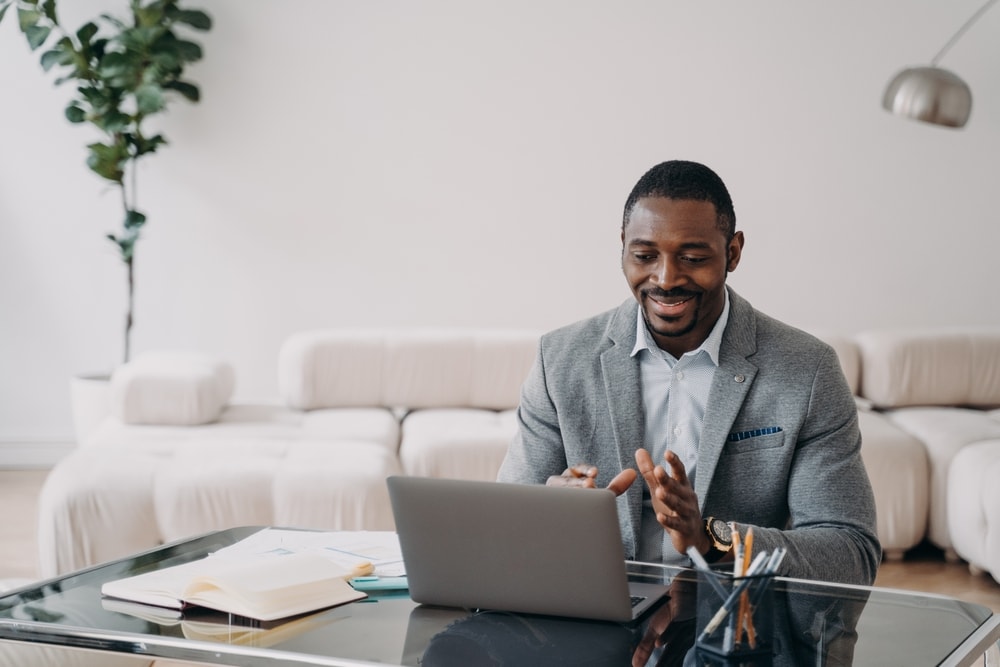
[654,295,693,307]
[645,291,698,317]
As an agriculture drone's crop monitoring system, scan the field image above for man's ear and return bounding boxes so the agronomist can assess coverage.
[727,231,745,273]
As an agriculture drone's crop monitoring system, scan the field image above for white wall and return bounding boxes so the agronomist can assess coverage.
[2,1,999,459]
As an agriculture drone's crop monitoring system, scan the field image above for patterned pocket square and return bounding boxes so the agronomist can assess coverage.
[727,426,782,442]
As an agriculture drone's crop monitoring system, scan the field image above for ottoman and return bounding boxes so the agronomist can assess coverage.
[947,438,1000,584]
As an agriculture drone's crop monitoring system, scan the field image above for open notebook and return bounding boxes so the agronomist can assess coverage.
[386,476,669,623]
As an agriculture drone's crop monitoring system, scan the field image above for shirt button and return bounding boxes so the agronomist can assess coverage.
[674,426,682,436]
[676,371,685,380]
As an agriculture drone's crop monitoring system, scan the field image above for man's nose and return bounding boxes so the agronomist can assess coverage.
[652,259,682,288]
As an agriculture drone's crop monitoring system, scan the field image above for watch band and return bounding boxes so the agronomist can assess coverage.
[703,542,728,563]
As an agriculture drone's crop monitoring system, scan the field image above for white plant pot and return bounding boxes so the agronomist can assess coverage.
[70,374,112,445]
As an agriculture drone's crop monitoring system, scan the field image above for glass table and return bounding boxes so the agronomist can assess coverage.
[1,527,997,666]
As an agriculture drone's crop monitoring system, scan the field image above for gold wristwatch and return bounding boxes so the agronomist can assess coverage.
[704,517,733,563]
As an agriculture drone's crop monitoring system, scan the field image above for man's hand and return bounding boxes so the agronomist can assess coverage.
[546,464,637,496]
[631,576,698,667]
[635,448,709,555]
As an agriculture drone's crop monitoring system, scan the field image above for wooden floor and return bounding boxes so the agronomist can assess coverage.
[3,469,1000,613]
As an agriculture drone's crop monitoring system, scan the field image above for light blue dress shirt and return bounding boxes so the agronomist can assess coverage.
[631,290,730,564]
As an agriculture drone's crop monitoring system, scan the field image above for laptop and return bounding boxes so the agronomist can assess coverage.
[386,476,670,623]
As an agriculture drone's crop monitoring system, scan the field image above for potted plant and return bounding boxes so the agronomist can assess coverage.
[0,0,212,440]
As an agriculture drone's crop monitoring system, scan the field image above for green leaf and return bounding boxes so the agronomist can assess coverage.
[76,21,99,45]
[135,84,166,114]
[91,37,108,59]
[17,7,40,31]
[107,233,135,261]
[99,12,125,30]
[25,23,51,50]
[64,104,86,123]
[40,47,71,71]
[171,9,211,30]
[124,210,146,230]
[134,5,165,29]
[133,133,167,156]
[41,0,56,22]
[164,79,198,102]
[86,141,126,183]
[98,51,130,72]
[171,38,202,62]
[93,109,131,133]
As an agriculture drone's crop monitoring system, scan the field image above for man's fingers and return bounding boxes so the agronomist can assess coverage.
[634,448,654,474]
[606,468,637,496]
[566,464,598,479]
[635,448,662,489]
[546,474,597,488]
[663,449,690,485]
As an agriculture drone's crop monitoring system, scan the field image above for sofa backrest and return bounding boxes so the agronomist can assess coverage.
[855,329,1000,409]
[278,329,541,411]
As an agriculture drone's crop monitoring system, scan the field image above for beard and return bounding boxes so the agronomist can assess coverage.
[640,288,702,340]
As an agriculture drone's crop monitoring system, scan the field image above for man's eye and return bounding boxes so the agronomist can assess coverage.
[681,256,709,264]
[633,254,656,262]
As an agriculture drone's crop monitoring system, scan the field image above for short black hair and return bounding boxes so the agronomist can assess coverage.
[622,160,736,239]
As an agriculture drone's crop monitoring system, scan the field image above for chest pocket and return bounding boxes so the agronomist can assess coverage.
[723,427,785,455]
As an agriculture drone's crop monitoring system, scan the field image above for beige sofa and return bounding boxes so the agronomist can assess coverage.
[37,328,1000,584]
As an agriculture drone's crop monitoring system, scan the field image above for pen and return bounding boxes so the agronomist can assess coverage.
[738,527,754,642]
[726,525,742,652]
[731,524,743,578]
[686,546,730,600]
[750,548,786,608]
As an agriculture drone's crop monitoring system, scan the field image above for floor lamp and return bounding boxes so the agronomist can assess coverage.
[882,0,998,128]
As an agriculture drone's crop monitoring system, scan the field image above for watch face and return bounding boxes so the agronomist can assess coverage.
[710,518,733,546]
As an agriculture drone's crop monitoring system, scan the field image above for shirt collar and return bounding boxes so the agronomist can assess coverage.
[630,289,730,366]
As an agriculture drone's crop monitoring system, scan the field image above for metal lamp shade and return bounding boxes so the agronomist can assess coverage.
[882,66,973,128]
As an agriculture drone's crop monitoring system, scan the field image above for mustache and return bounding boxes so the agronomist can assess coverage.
[642,287,702,300]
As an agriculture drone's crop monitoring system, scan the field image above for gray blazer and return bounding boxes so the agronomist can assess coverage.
[497,288,881,585]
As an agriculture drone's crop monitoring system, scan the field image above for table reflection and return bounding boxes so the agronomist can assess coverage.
[400,574,869,667]
[0,639,209,667]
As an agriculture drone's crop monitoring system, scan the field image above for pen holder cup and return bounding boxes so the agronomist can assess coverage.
[695,570,775,659]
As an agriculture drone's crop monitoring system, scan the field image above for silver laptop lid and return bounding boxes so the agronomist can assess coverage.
[387,476,654,623]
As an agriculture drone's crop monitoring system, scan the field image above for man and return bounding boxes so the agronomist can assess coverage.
[497,160,880,585]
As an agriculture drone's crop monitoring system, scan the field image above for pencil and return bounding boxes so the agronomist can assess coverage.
[737,527,754,645]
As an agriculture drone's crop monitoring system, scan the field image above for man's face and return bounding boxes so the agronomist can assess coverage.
[621,196,743,358]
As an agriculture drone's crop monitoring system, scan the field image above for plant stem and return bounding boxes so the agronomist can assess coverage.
[124,256,133,364]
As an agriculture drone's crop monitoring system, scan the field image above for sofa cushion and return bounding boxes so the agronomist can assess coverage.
[38,439,401,576]
[399,408,517,480]
[110,351,236,426]
[279,329,539,411]
[154,440,400,540]
[882,407,1000,550]
[856,330,1000,409]
[947,439,1000,584]
[86,403,400,453]
[856,411,929,557]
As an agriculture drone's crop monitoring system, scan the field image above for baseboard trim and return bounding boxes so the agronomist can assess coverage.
[0,438,73,468]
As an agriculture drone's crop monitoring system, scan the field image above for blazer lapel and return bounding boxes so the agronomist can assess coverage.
[600,300,644,554]
[695,289,759,509]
